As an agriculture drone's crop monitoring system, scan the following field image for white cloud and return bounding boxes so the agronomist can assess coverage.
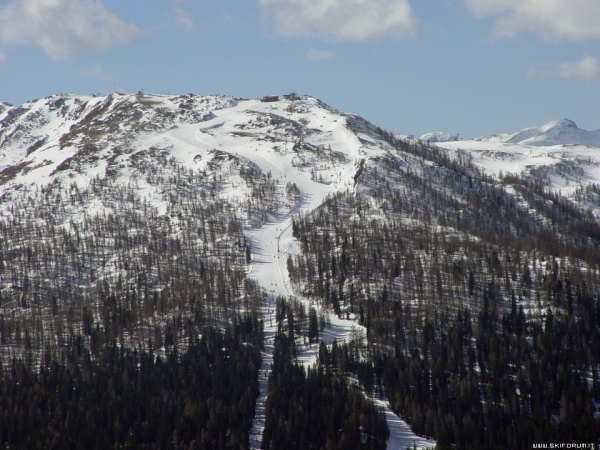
[305,47,334,61]
[259,0,416,41]
[462,0,600,42]
[175,6,197,35]
[0,0,141,60]
[527,55,600,82]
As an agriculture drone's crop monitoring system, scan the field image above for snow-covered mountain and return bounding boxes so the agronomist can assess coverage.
[3,94,597,201]
[2,93,600,449]
[421,118,600,148]
[505,118,600,147]
[0,93,232,188]
[419,131,454,143]
[426,119,600,214]
[0,92,438,449]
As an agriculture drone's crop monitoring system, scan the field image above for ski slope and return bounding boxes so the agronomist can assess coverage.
[170,98,435,449]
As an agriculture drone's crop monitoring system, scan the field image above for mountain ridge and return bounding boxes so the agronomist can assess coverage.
[421,117,600,148]
[505,117,600,147]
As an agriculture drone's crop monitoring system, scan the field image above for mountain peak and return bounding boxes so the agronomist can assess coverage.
[419,131,452,143]
[505,117,600,147]
[551,118,577,129]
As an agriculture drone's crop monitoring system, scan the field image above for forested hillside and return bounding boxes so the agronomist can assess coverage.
[0,92,599,448]
[287,126,600,448]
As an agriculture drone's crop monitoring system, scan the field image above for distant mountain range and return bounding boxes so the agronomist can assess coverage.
[421,118,600,148]
[504,118,600,147]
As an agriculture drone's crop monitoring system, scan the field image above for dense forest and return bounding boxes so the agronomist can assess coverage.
[0,314,262,449]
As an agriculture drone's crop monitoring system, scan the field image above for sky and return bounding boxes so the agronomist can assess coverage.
[0,0,599,138]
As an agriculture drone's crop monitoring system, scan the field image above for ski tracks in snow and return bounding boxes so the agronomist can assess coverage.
[169,103,435,449]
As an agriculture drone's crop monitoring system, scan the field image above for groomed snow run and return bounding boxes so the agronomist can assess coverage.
[170,98,435,449]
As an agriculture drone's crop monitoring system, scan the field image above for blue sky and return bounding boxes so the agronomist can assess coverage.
[0,0,599,137]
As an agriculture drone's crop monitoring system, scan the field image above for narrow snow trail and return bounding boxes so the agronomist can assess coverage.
[231,141,351,449]
[374,399,437,450]
[170,101,435,449]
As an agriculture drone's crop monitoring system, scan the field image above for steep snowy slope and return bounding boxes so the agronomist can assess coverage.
[0,102,11,121]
